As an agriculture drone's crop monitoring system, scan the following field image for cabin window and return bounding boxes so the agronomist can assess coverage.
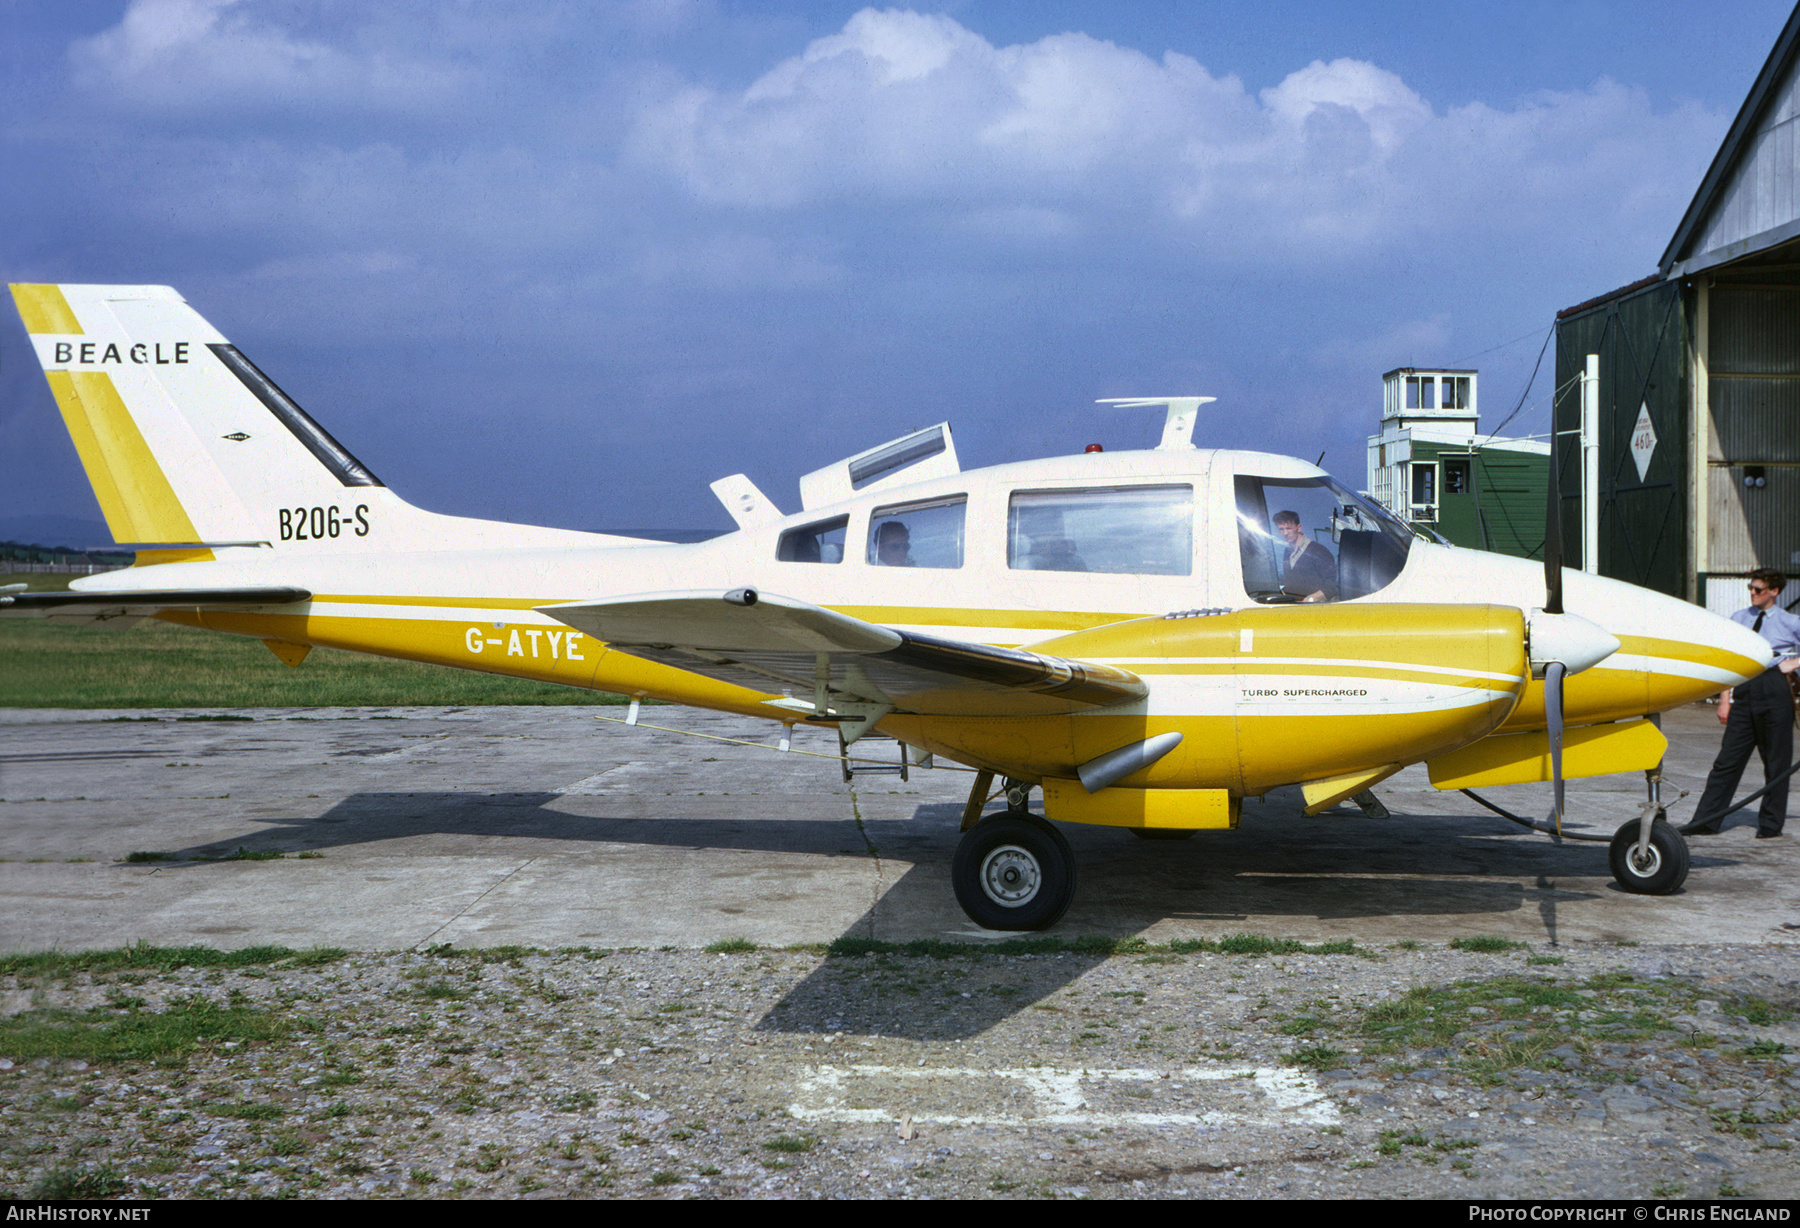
[867,496,965,569]
[1007,486,1192,575]
[1235,474,1412,604]
[777,516,848,564]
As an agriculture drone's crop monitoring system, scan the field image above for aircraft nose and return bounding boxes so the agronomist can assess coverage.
[1714,612,1779,683]
[1572,574,1772,701]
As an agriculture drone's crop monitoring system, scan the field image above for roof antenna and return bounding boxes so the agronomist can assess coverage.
[1096,397,1216,451]
[1315,451,1326,466]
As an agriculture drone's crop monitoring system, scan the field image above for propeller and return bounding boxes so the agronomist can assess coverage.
[1542,393,1569,831]
[1528,382,1617,832]
[1545,660,1566,830]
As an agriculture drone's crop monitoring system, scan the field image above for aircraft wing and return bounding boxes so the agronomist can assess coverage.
[0,586,311,625]
[540,589,1145,717]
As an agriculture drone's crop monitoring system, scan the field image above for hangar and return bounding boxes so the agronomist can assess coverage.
[1554,4,1800,612]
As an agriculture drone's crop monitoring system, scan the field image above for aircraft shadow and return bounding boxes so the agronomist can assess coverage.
[129,789,1734,1042]
[142,790,1690,903]
[752,944,1112,1042]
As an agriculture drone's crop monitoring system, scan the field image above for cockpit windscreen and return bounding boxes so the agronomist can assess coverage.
[1235,475,1412,604]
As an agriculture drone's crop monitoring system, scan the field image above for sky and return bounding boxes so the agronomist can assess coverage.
[2,0,1794,541]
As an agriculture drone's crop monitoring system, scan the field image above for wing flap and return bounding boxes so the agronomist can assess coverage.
[540,589,1145,716]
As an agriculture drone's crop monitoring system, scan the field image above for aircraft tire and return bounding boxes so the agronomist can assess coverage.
[1608,818,1689,895]
[952,814,1077,931]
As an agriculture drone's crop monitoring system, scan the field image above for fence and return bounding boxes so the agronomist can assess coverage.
[2,561,128,575]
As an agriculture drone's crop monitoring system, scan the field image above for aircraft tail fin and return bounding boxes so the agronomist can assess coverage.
[11,283,401,561]
[13,283,643,562]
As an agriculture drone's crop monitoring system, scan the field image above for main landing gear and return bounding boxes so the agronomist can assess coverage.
[951,778,1077,931]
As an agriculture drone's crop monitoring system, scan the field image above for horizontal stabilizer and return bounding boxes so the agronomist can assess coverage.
[1,586,310,618]
[540,589,1145,716]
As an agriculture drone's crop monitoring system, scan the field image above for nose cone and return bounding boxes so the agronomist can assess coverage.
[1527,610,1621,677]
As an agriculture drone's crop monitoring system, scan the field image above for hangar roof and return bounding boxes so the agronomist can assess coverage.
[1661,2,1800,278]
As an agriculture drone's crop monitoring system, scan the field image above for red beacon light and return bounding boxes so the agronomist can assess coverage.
[1085,443,1104,453]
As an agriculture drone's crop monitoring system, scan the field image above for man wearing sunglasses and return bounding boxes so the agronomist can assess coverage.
[1682,569,1800,838]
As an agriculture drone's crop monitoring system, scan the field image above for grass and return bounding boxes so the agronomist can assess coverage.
[218,847,286,862]
[1346,970,1790,1081]
[1733,995,1794,1027]
[0,581,631,708]
[29,1165,128,1199]
[704,938,759,955]
[1285,1045,1347,1070]
[1448,936,1528,953]
[0,944,344,979]
[0,994,290,1064]
[1740,1039,1791,1057]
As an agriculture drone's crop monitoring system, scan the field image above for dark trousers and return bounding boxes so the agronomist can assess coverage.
[1690,668,1794,835]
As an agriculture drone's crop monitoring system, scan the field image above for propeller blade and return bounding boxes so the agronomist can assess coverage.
[1545,660,1566,835]
[1545,404,1565,615]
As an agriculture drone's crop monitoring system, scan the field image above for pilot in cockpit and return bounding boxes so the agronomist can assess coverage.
[1274,509,1338,602]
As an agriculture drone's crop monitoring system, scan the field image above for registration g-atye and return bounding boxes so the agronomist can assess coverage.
[5,284,1771,929]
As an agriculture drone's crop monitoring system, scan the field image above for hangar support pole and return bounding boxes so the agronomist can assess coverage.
[1688,279,1710,606]
[1581,353,1600,575]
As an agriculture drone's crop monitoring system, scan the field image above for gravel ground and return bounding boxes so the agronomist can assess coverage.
[4,940,1800,1200]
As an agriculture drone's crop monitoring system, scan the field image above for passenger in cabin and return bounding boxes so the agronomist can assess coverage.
[1028,537,1087,572]
[873,520,913,567]
[1273,510,1338,602]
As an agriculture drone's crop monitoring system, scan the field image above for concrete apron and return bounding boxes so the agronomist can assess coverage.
[2,702,1797,952]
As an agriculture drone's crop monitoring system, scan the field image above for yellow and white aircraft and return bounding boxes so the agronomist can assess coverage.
[5,283,1774,929]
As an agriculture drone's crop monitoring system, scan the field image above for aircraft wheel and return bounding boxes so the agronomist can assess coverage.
[1608,818,1689,895]
[1130,828,1197,841]
[952,814,1077,931]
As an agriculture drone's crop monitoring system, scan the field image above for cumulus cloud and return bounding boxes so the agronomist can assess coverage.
[628,8,1719,260]
[60,4,1722,279]
[69,0,471,115]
